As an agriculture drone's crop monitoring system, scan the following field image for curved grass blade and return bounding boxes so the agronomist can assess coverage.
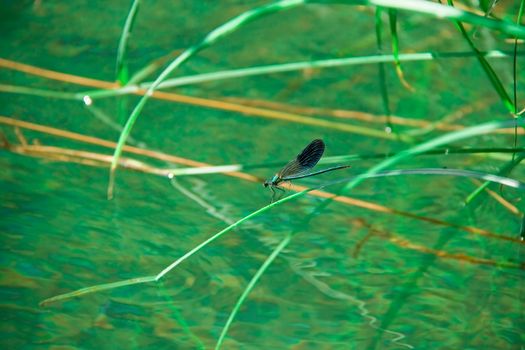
[39,275,156,306]
[513,1,524,115]
[364,0,525,38]
[107,0,305,198]
[343,118,525,193]
[81,49,521,100]
[512,0,525,162]
[154,185,307,281]
[115,0,140,126]
[388,8,414,92]
[447,0,515,113]
[373,168,525,190]
[0,84,81,100]
[479,0,499,15]
[215,233,292,350]
[116,0,140,85]
[465,152,525,204]
[375,8,393,131]
[321,147,525,163]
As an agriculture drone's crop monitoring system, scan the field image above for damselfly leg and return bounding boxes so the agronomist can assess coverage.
[268,185,286,203]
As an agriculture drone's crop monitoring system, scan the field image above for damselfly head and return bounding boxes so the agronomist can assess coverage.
[263,181,269,188]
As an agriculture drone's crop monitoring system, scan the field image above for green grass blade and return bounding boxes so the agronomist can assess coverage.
[447,0,515,113]
[319,147,525,163]
[83,50,519,100]
[375,8,393,131]
[154,182,307,281]
[512,0,525,158]
[0,84,81,100]
[465,152,524,203]
[39,275,156,306]
[116,0,140,85]
[215,233,292,350]
[343,118,525,193]
[107,0,305,198]
[374,168,525,189]
[466,180,492,203]
[388,8,413,91]
[514,0,525,113]
[479,0,493,13]
[361,0,525,37]
[146,50,519,90]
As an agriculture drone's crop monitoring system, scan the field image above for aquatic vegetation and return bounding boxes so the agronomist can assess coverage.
[1,1,524,349]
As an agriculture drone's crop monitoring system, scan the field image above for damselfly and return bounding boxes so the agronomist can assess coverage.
[263,139,350,202]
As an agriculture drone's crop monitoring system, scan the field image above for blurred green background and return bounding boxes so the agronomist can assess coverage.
[1,1,524,349]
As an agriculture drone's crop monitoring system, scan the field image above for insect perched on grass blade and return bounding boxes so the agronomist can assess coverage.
[263,139,350,202]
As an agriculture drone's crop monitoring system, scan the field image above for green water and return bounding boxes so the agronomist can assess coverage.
[1,1,524,349]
